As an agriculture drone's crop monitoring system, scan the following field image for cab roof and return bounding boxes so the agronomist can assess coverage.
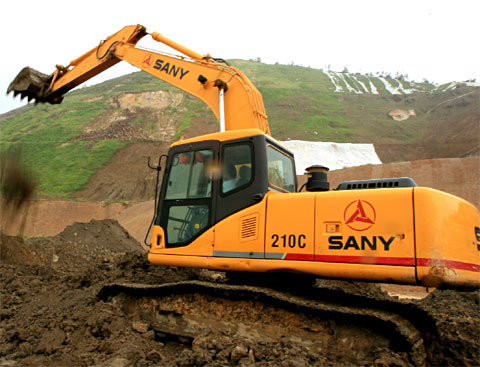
[170,128,267,147]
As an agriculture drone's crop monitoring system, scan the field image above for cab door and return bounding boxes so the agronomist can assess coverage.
[158,142,219,249]
[213,140,266,258]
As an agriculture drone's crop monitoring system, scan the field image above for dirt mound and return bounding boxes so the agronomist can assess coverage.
[56,219,140,252]
[0,199,127,238]
[0,219,143,276]
[1,219,479,366]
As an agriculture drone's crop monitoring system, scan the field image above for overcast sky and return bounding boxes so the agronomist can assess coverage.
[1,0,478,114]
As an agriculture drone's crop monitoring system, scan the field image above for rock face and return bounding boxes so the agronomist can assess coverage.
[114,91,184,112]
[72,91,186,144]
[388,109,416,121]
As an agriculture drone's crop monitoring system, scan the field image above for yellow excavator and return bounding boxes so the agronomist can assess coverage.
[8,24,480,288]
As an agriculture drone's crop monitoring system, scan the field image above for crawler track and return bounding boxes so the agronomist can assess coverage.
[98,280,431,366]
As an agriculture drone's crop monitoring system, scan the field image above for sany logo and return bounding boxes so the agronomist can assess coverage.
[344,200,376,231]
[142,54,153,67]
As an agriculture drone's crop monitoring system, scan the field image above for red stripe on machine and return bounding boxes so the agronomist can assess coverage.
[283,253,314,261]
[416,258,480,272]
[313,254,415,266]
[283,253,479,272]
[283,253,413,265]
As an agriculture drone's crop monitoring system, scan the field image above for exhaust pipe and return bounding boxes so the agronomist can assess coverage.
[305,165,330,192]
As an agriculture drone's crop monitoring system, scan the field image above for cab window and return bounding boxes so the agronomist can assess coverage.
[165,150,213,199]
[166,205,209,244]
[221,143,253,195]
[267,145,295,192]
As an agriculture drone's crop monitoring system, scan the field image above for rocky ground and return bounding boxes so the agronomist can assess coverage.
[1,219,479,367]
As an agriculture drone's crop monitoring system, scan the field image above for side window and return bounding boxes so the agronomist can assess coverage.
[221,143,253,195]
[267,145,295,192]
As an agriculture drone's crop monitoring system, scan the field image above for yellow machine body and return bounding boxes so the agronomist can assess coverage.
[149,132,480,288]
[149,188,480,288]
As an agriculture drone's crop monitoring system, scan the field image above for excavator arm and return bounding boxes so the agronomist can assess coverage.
[7,24,270,135]
[7,25,148,105]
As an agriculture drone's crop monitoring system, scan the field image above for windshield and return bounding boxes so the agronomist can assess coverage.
[165,150,214,200]
[163,149,214,246]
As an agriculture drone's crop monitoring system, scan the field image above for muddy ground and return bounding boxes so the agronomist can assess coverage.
[0,219,479,367]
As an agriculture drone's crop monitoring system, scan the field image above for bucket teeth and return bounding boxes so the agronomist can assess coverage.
[7,67,50,103]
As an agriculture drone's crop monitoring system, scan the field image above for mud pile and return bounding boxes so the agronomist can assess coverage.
[1,219,479,366]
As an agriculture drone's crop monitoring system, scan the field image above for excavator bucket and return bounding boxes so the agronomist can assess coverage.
[7,67,62,104]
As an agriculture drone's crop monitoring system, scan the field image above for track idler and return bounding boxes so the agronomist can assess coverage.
[7,67,63,104]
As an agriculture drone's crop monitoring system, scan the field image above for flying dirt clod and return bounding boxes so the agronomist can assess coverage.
[0,150,36,219]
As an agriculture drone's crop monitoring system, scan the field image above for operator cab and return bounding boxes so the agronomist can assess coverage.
[155,130,297,248]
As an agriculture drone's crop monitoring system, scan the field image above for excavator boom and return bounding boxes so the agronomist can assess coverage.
[7,24,269,134]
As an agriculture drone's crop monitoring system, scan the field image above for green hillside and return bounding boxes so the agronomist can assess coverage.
[1,60,478,198]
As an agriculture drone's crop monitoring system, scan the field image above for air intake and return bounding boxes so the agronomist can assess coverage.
[240,214,258,241]
[336,177,417,191]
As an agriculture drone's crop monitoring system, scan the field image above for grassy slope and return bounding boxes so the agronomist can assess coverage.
[1,92,129,197]
[1,60,477,198]
[233,61,351,141]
